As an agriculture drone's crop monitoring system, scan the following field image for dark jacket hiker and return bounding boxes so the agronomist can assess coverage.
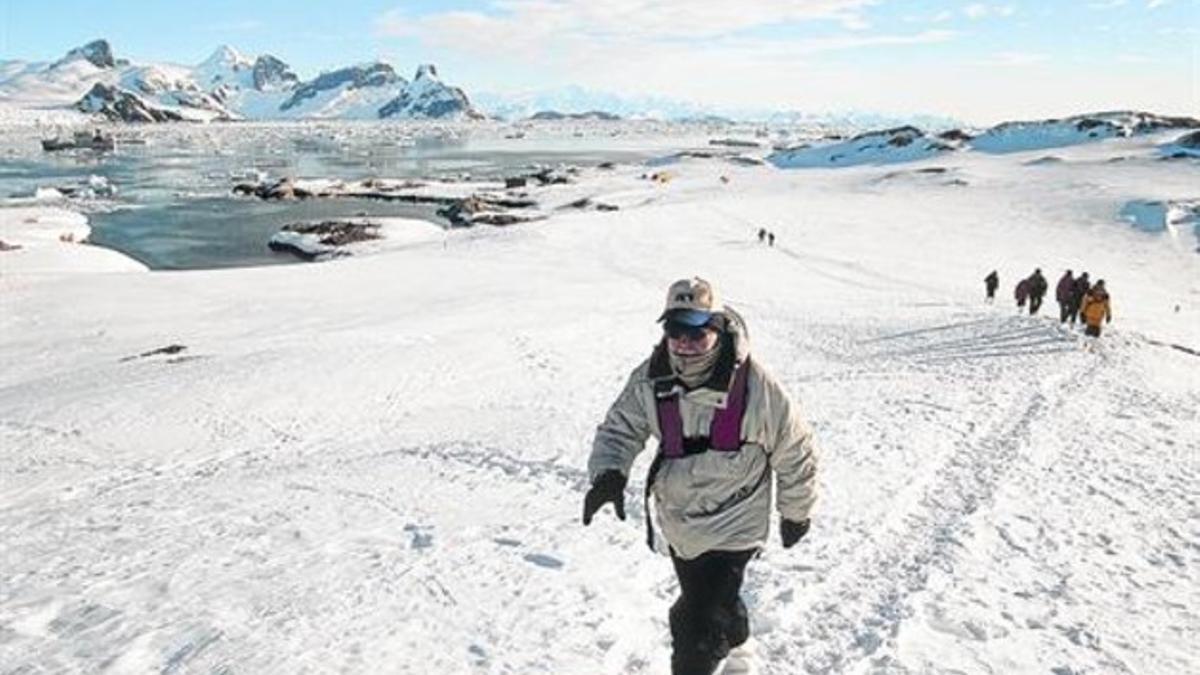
[1056,270,1075,323]
[1071,272,1091,325]
[1027,268,1048,315]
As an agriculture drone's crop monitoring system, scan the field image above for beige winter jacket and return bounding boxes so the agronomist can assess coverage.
[588,310,819,560]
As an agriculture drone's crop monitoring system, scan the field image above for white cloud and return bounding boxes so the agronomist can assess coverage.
[976,51,1049,66]
[963,3,988,18]
[372,1,955,99]
[841,15,873,30]
[963,3,1017,19]
[368,1,1193,124]
[1146,0,1171,8]
[1116,53,1156,63]
[376,1,881,42]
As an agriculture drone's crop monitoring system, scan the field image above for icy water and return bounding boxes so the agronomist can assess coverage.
[0,122,706,269]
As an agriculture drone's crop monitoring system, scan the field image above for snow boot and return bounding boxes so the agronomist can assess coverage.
[721,638,758,674]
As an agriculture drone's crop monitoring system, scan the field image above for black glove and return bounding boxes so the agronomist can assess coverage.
[582,470,627,525]
[781,518,810,548]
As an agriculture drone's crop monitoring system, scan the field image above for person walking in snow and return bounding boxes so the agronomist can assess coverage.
[984,270,999,303]
[1070,272,1091,326]
[1080,279,1112,337]
[1014,277,1030,310]
[583,277,819,675]
[767,232,775,247]
[1027,268,1048,316]
[1055,270,1075,323]
[756,228,766,244]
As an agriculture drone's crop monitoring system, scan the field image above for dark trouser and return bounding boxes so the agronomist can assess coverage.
[1059,302,1071,323]
[1029,295,1043,315]
[670,549,756,675]
[1085,324,1102,337]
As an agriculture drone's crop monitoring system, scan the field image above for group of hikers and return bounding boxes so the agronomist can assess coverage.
[578,268,1123,674]
[755,228,776,247]
[984,268,1113,337]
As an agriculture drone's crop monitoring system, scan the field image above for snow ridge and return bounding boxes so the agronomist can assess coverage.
[0,40,483,122]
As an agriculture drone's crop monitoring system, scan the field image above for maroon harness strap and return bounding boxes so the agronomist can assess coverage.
[645,357,752,552]
[655,357,751,458]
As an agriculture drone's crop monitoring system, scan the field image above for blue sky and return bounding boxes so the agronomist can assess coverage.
[2,0,1195,123]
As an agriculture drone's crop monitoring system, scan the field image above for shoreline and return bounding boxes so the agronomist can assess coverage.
[0,206,149,278]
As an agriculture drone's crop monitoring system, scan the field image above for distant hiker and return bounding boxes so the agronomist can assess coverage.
[984,270,999,303]
[1070,272,1091,325]
[584,277,819,675]
[1080,279,1112,337]
[768,232,775,247]
[1027,268,1048,316]
[1014,278,1030,309]
[757,228,766,244]
[1055,270,1075,323]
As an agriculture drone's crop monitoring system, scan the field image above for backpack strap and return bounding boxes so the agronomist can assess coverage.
[644,357,752,552]
[655,388,686,459]
[711,357,750,451]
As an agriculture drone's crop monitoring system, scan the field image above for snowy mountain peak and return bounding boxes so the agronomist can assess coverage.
[201,45,252,72]
[379,65,484,120]
[414,64,439,81]
[53,39,115,70]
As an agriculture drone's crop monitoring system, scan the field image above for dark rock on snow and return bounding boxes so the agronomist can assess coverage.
[54,40,116,69]
[77,83,184,122]
[281,62,401,111]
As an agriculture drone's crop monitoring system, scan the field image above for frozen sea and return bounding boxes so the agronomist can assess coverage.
[0,121,722,269]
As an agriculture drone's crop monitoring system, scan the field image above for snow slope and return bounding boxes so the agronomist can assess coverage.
[767,126,956,168]
[0,130,1197,674]
[969,111,1197,154]
[767,113,1200,169]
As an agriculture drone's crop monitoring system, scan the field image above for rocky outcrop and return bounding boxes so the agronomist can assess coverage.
[53,39,115,69]
[252,55,299,91]
[281,62,401,111]
[233,177,323,200]
[768,126,953,169]
[937,129,973,142]
[1159,129,1200,159]
[268,220,383,260]
[436,197,542,227]
[1175,130,1200,149]
[972,111,1200,153]
[76,83,184,122]
[708,138,761,148]
[528,110,621,121]
[234,176,543,228]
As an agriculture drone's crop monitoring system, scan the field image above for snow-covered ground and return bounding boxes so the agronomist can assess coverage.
[1,130,1197,674]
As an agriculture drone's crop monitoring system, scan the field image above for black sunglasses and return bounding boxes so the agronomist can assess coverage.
[664,322,714,341]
